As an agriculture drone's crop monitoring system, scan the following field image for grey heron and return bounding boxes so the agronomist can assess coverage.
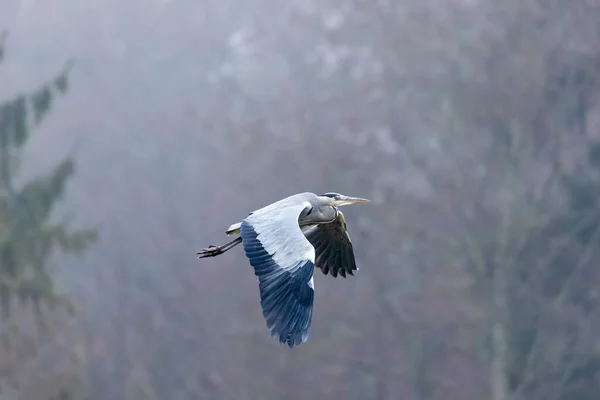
[197,192,370,348]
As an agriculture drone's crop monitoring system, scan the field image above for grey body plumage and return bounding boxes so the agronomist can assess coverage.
[198,192,369,348]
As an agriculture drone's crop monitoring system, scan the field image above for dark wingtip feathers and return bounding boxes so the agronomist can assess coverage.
[306,222,358,279]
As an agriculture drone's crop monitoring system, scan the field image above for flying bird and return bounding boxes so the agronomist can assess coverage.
[197,192,370,348]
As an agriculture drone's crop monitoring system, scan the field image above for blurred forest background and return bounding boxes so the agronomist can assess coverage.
[1,0,600,399]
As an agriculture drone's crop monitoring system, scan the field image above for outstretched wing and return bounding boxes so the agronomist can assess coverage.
[240,202,316,348]
[303,210,358,278]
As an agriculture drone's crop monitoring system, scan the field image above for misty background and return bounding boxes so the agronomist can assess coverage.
[1,0,600,399]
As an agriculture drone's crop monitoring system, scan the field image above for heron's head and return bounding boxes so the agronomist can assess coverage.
[320,192,371,207]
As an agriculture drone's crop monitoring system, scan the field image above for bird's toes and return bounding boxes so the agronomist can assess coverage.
[197,245,222,258]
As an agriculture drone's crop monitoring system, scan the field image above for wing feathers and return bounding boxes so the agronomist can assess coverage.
[238,201,358,347]
[240,207,315,348]
[304,210,358,278]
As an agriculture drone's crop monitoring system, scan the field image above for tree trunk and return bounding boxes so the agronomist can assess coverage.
[412,331,433,400]
[491,265,509,400]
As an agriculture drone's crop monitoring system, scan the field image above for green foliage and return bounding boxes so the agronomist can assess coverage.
[559,142,600,246]
[50,376,84,400]
[0,39,97,319]
[588,141,600,167]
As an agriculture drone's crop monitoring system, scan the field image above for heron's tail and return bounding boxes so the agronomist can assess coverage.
[226,222,241,236]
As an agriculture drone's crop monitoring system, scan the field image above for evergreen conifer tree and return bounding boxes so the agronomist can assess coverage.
[0,32,97,322]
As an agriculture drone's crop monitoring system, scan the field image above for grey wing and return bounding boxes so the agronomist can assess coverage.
[227,193,318,236]
[303,210,358,278]
[240,202,316,348]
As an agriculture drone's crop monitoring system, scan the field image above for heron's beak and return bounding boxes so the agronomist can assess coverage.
[337,196,371,206]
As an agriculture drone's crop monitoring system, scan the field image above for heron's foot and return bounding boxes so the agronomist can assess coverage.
[197,245,223,258]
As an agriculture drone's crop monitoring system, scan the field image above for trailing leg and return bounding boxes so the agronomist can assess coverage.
[197,236,243,258]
